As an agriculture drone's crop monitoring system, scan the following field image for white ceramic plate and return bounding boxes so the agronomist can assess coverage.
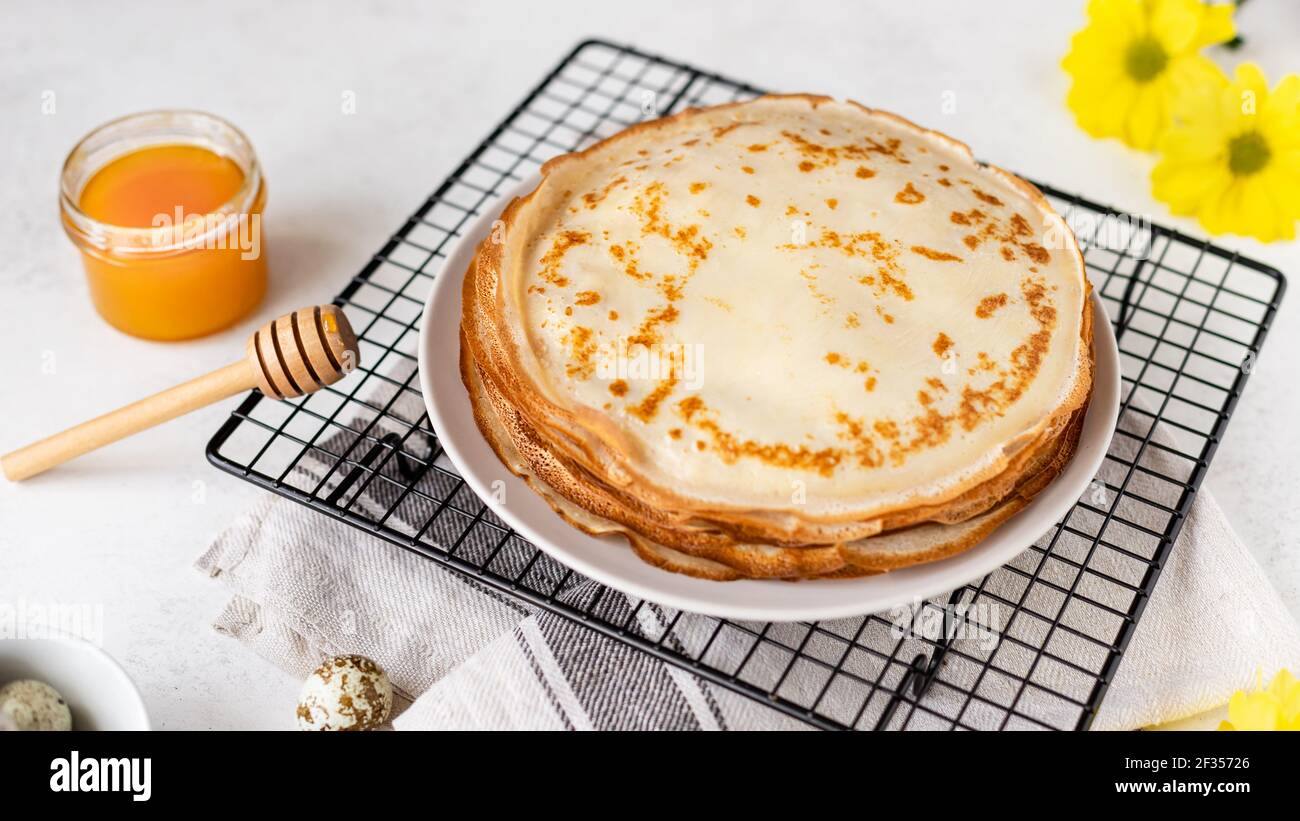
[418,177,1120,622]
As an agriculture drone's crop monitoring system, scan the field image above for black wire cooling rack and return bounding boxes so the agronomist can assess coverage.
[208,39,1286,730]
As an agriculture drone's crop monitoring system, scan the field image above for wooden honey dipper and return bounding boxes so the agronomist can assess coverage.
[1,305,359,482]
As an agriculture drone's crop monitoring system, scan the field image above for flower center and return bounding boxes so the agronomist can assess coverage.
[1124,37,1168,82]
[1228,131,1272,176]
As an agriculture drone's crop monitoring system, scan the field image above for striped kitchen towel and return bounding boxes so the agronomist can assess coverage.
[197,365,1300,730]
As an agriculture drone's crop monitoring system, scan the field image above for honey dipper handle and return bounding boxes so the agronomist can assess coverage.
[1,361,255,482]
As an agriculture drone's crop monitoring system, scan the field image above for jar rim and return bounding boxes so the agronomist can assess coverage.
[60,109,264,257]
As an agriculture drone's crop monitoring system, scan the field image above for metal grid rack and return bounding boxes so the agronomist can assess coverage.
[207,39,1286,730]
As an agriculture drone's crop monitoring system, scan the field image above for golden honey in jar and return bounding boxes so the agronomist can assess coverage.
[60,111,267,340]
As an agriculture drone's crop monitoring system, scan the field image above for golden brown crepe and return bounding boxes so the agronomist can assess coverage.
[460,95,1093,580]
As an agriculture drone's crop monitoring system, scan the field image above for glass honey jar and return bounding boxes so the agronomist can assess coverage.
[60,110,268,340]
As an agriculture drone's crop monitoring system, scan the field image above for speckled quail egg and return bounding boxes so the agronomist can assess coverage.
[0,680,73,731]
[295,654,392,731]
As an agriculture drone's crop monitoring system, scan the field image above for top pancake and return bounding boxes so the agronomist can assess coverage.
[479,95,1091,522]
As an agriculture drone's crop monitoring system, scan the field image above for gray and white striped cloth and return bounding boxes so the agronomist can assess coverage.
[197,366,1300,730]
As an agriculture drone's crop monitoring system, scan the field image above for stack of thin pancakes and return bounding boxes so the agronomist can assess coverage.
[461,95,1093,581]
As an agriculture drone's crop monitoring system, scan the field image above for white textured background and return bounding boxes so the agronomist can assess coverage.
[1,0,1297,729]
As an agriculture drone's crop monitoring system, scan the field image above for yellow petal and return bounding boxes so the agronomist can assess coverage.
[1087,0,1145,40]
[1228,62,1270,126]
[1225,688,1279,731]
[1151,0,1202,53]
[1070,79,1141,140]
[1238,179,1283,240]
[1158,119,1226,163]
[1153,158,1229,212]
[1125,82,1168,149]
[1191,1,1237,49]
[1261,167,1300,222]
[1261,74,1300,147]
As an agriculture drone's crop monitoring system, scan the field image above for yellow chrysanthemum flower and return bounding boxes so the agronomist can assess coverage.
[1063,0,1236,150]
[1153,63,1300,241]
[1219,669,1300,731]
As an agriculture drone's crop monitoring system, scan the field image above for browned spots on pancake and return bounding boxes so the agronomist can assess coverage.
[632,183,713,269]
[564,306,572,316]
[1022,242,1050,264]
[971,187,1004,207]
[581,176,628,209]
[894,407,952,462]
[563,325,596,379]
[956,277,1058,431]
[627,304,679,348]
[747,143,768,152]
[975,293,1008,318]
[783,130,828,155]
[538,230,589,287]
[825,354,872,375]
[741,165,755,174]
[957,206,1051,265]
[608,379,629,397]
[608,310,619,321]
[682,138,699,147]
[865,376,877,391]
[926,377,948,392]
[873,420,899,439]
[608,241,649,281]
[733,226,747,239]
[938,164,950,171]
[834,412,885,469]
[855,165,876,179]
[632,182,669,236]
[911,245,961,262]
[933,332,954,357]
[746,194,761,207]
[826,198,838,210]
[689,181,709,194]
[800,269,834,306]
[798,161,815,172]
[628,370,679,422]
[895,182,925,204]
[785,204,800,216]
[575,290,601,306]
[845,312,861,328]
[796,229,913,302]
[937,177,952,187]
[917,390,933,406]
[864,135,908,163]
[677,396,844,476]
[713,122,744,138]
[658,275,684,301]
[668,428,682,439]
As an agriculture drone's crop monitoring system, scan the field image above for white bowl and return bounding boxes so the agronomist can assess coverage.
[419,175,1119,622]
[0,633,150,730]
